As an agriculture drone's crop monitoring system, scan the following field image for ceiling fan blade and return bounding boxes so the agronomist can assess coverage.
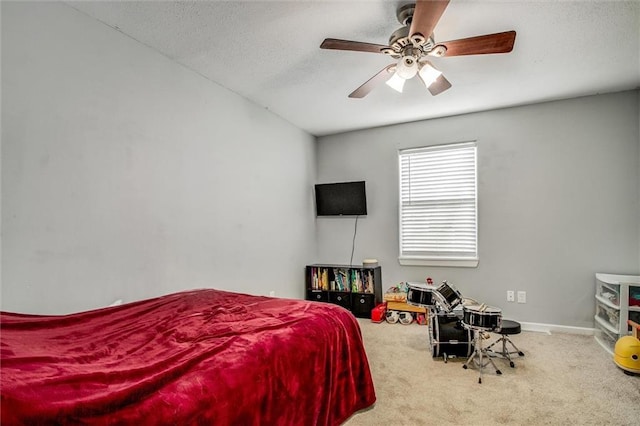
[320,38,390,54]
[438,31,516,56]
[349,65,395,98]
[409,0,450,40]
[426,74,452,96]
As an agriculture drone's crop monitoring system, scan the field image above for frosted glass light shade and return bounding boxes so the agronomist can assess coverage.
[385,72,406,93]
[418,62,442,87]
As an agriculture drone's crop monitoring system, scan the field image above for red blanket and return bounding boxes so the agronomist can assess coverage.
[1,289,375,425]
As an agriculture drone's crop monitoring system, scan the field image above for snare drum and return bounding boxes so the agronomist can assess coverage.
[462,304,502,331]
[434,281,463,312]
[406,282,437,308]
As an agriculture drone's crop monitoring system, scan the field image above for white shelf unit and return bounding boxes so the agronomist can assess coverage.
[594,273,640,355]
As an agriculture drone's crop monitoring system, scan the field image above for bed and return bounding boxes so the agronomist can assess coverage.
[0,289,376,425]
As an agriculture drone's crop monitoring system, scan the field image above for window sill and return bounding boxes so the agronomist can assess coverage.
[398,257,479,268]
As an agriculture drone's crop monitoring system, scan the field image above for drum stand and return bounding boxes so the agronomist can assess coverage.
[426,306,439,354]
[462,327,502,384]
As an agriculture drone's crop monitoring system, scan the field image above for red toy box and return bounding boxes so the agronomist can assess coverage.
[371,303,387,323]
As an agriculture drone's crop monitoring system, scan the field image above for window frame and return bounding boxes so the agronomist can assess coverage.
[398,141,479,268]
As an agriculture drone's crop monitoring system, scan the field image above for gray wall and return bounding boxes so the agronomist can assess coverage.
[1,2,316,314]
[316,91,640,328]
[2,2,638,329]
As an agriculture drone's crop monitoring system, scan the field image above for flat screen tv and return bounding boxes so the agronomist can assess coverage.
[315,181,367,216]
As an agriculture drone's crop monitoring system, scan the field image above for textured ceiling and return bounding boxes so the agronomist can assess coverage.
[67,1,640,136]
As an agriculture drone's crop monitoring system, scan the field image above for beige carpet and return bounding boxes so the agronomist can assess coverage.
[344,318,640,425]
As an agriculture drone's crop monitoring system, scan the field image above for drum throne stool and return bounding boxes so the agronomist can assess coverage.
[485,319,525,368]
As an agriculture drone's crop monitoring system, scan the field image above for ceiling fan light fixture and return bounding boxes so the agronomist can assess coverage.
[395,56,418,79]
[385,72,406,93]
[418,61,443,87]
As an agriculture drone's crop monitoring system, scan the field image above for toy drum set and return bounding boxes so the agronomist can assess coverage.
[406,281,471,361]
[406,280,504,383]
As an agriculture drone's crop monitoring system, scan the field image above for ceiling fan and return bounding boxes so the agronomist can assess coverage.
[320,0,516,98]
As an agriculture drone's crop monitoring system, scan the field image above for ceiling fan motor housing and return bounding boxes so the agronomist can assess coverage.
[396,2,428,46]
[388,26,435,57]
[396,3,415,26]
[388,3,436,57]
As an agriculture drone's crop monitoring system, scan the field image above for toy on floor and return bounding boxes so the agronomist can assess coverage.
[398,311,414,324]
[385,309,400,324]
[385,301,428,325]
[380,282,427,325]
[371,303,386,323]
[613,320,640,375]
[383,282,410,303]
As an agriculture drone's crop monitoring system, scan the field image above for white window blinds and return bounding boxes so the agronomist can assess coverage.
[398,142,478,267]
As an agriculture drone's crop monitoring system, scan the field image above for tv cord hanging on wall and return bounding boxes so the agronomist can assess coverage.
[350,215,359,267]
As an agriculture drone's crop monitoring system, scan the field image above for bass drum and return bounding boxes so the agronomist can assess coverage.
[430,314,474,361]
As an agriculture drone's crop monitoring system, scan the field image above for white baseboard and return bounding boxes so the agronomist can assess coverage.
[520,321,595,335]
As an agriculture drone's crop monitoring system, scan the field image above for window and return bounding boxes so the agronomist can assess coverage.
[398,142,478,267]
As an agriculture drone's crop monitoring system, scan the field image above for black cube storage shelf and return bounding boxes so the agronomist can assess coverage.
[305,264,382,319]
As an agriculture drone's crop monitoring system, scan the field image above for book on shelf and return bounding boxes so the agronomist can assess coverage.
[310,265,378,293]
[365,270,374,293]
[332,268,350,292]
[310,267,330,291]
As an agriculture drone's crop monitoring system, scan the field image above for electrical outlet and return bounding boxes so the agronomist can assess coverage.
[269,291,275,297]
[517,291,527,304]
[507,290,515,302]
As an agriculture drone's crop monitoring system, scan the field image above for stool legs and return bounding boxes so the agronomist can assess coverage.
[486,334,525,368]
